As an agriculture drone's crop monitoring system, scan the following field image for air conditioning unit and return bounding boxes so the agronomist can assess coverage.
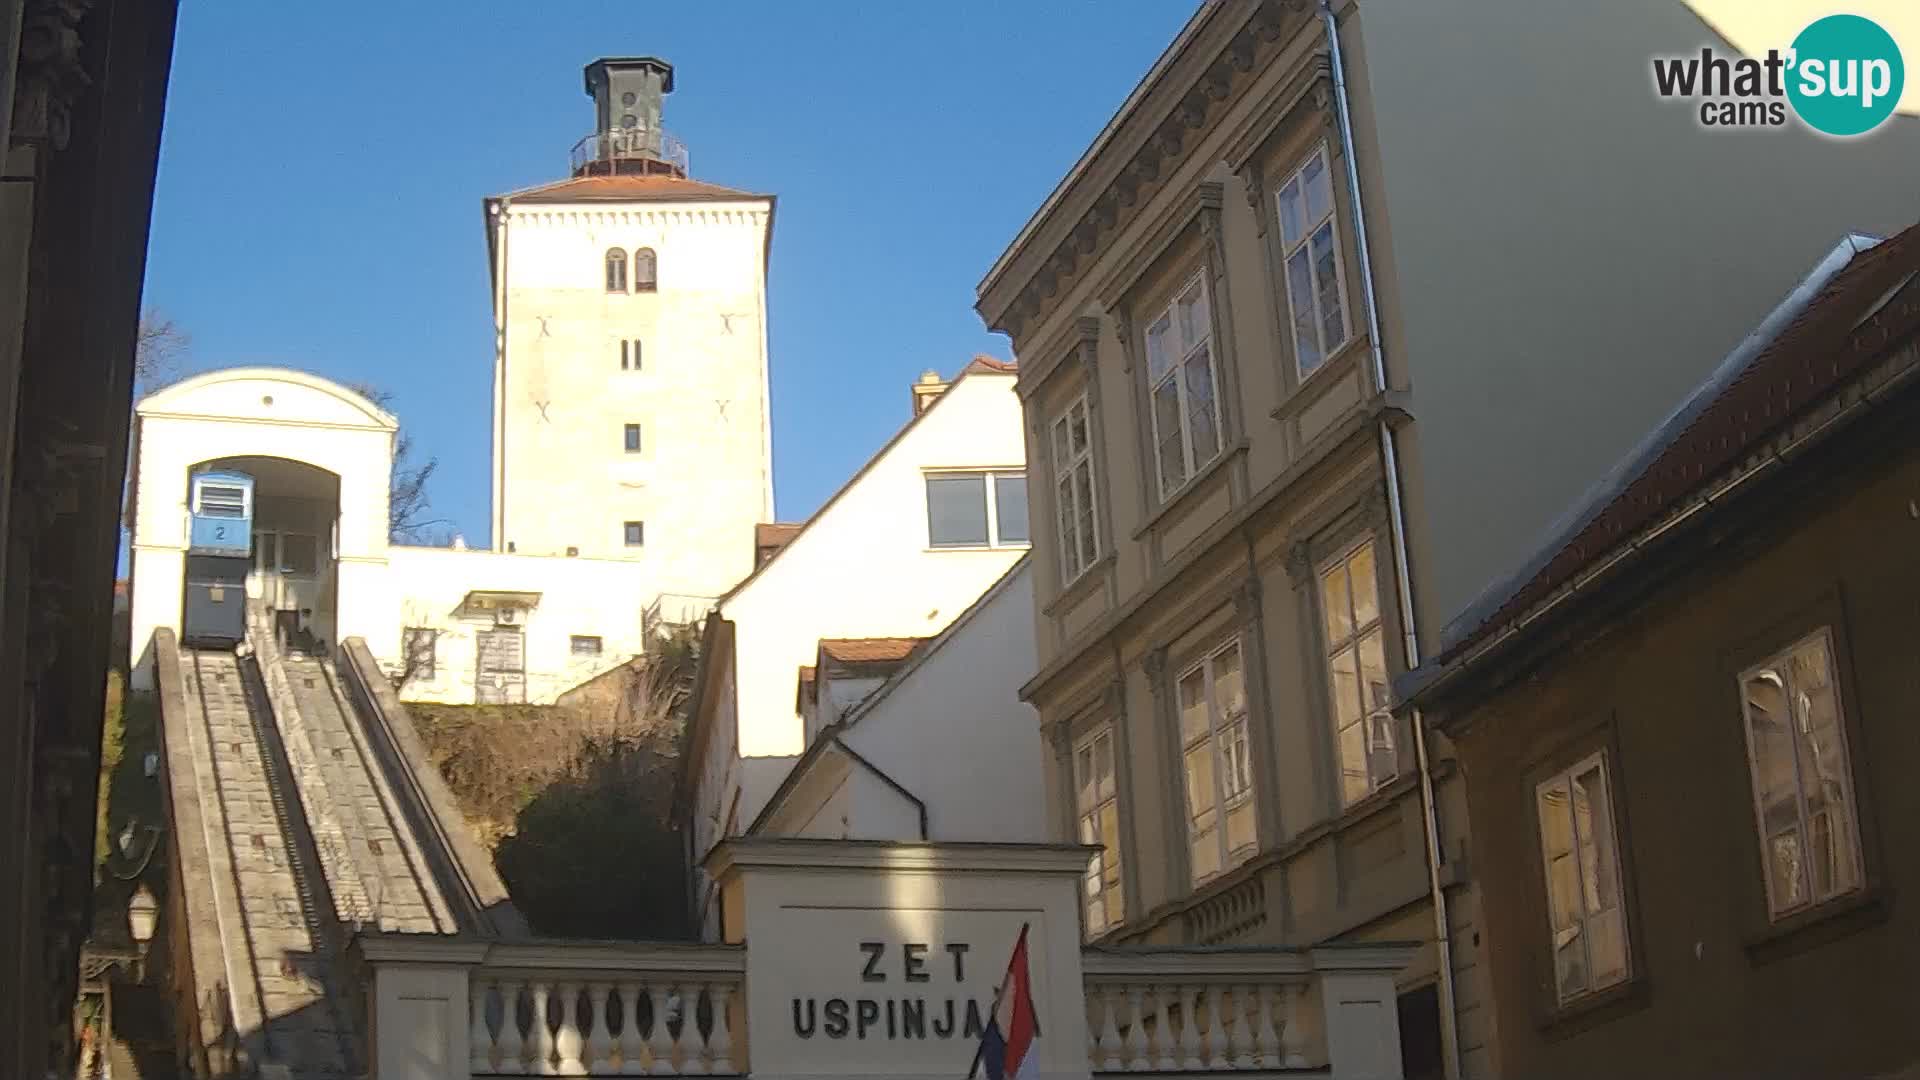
[495,608,523,627]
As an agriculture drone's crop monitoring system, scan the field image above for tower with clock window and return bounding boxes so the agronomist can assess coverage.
[484,57,775,618]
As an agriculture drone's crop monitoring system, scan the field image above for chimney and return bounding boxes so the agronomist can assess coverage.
[576,57,685,178]
[910,369,950,416]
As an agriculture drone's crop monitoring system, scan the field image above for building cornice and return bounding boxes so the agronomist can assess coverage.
[503,204,771,228]
[705,837,1097,881]
[977,0,1313,343]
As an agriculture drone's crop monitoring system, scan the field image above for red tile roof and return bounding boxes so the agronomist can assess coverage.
[818,638,926,664]
[963,355,1017,375]
[1441,223,1920,662]
[503,174,765,204]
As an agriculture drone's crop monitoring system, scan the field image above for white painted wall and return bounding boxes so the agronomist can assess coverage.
[128,369,396,688]
[491,194,774,612]
[694,370,1028,855]
[835,560,1047,844]
[128,368,661,706]
[379,546,651,706]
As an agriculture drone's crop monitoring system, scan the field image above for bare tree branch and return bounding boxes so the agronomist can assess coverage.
[346,381,447,545]
[134,310,188,394]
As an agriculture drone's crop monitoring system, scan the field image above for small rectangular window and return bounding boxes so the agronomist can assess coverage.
[1319,540,1395,807]
[624,521,645,547]
[197,483,247,518]
[1535,752,1629,1005]
[570,635,604,657]
[621,338,643,371]
[624,423,642,453]
[1051,395,1101,582]
[1275,144,1350,378]
[1073,725,1124,937]
[925,470,1029,549]
[1178,639,1256,884]
[1738,627,1863,921]
[280,533,320,576]
[1144,273,1222,500]
[402,627,437,681]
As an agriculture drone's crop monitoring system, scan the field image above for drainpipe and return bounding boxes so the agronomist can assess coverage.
[1319,5,1462,1079]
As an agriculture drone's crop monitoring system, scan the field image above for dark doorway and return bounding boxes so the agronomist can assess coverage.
[1399,983,1444,1080]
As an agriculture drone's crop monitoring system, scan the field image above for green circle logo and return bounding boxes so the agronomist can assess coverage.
[1787,14,1905,137]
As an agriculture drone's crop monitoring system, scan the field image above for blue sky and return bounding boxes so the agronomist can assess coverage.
[142,2,1196,542]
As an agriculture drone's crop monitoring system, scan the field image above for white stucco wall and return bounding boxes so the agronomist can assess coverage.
[128,369,396,688]
[705,370,1028,836]
[835,560,1047,844]
[491,194,774,612]
[379,546,652,706]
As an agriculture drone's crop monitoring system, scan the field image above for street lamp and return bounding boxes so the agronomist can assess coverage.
[127,883,158,952]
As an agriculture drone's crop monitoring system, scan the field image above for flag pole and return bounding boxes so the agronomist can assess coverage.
[966,923,1031,1079]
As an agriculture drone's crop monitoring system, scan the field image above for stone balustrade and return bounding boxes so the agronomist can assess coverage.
[1082,945,1412,1075]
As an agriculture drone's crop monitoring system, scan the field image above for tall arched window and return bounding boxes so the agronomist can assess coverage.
[604,248,628,293]
[633,247,658,293]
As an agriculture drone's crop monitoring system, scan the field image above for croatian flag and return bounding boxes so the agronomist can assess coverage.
[972,924,1040,1080]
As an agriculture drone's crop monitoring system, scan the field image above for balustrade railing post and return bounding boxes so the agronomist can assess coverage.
[472,979,496,1075]
[1153,985,1178,1071]
[1279,984,1311,1068]
[1207,984,1230,1066]
[585,983,613,1074]
[617,982,646,1075]
[1180,985,1204,1070]
[1230,984,1256,1068]
[497,980,527,1075]
[554,981,586,1075]
[1253,984,1281,1067]
[646,984,675,1075]
[1124,985,1149,1072]
[682,985,711,1075]
[708,982,735,1074]
[530,981,556,1075]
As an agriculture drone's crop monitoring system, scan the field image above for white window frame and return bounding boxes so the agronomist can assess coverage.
[1274,143,1351,380]
[1319,539,1396,807]
[604,247,628,293]
[624,423,642,454]
[924,469,1029,550]
[570,634,604,657]
[1177,638,1257,886]
[620,338,643,371]
[1534,751,1630,1006]
[1737,627,1864,922]
[1051,394,1101,585]
[1143,272,1224,501]
[1072,724,1124,938]
[623,520,645,547]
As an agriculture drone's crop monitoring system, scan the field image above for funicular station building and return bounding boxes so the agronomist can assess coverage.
[120,49,1419,1080]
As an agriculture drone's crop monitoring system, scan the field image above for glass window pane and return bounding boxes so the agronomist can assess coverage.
[1075,746,1094,808]
[1358,628,1390,718]
[1277,177,1305,248]
[1099,802,1121,872]
[1069,401,1091,455]
[1052,415,1071,467]
[1788,636,1857,899]
[1074,464,1097,566]
[1320,564,1354,644]
[1312,222,1346,350]
[1303,152,1333,226]
[1184,743,1217,826]
[1153,379,1187,494]
[1184,350,1221,465]
[1742,669,1802,909]
[1095,733,1115,797]
[1337,720,1369,807]
[926,474,988,547]
[1328,645,1361,730]
[1347,543,1380,629]
[1146,313,1174,382]
[1226,799,1257,859]
[1190,822,1221,884]
[1178,279,1211,347]
[1571,764,1617,915]
[1178,668,1209,743]
[281,534,318,574]
[1287,249,1321,374]
[994,474,1030,545]
[1212,644,1244,723]
[1587,906,1628,987]
[1057,477,1079,577]
[1221,717,1253,800]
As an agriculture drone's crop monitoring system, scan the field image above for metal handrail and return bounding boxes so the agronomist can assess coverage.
[570,127,691,175]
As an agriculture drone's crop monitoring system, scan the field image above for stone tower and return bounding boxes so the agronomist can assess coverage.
[485,57,775,619]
